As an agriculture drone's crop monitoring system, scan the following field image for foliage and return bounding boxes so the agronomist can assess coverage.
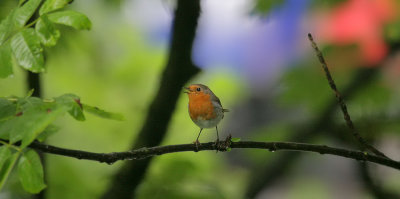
[0,93,122,193]
[0,0,121,194]
[0,0,91,78]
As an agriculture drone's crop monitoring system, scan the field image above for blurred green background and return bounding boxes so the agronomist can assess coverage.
[1,0,400,198]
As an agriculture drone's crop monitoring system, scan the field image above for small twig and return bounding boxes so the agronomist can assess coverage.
[0,140,391,170]
[307,33,388,158]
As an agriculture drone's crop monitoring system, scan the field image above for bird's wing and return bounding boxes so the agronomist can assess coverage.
[211,94,229,112]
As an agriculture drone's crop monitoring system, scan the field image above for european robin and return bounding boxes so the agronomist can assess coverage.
[184,84,229,148]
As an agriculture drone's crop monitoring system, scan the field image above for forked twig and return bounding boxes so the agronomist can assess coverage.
[307,33,388,158]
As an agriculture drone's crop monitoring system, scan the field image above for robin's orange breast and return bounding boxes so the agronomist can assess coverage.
[188,93,216,121]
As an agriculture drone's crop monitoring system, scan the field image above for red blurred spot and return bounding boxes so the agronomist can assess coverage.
[74,98,83,109]
[16,112,23,116]
[317,0,396,65]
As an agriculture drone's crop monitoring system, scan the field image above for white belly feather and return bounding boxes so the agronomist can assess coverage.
[190,101,224,129]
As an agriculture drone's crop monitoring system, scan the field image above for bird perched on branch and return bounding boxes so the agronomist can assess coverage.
[184,84,229,149]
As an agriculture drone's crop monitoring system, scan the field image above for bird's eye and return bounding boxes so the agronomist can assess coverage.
[196,87,201,92]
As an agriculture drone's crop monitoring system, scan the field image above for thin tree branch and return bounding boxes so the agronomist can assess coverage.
[27,72,41,97]
[5,139,395,170]
[245,67,379,198]
[246,36,400,198]
[308,33,388,158]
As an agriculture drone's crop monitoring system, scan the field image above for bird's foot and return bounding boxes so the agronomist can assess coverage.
[213,138,220,153]
[193,139,201,152]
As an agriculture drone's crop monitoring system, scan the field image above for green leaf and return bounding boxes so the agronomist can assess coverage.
[48,10,91,30]
[55,94,85,121]
[0,121,9,139]
[35,15,60,47]
[36,124,59,142]
[18,97,45,110]
[0,100,67,148]
[0,152,20,192]
[83,104,124,121]
[20,103,67,148]
[0,98,17,121]
[0,146,12,172]
[0,42,14,78]
[226,147,232,152]
[18,150,46,193]
[0,9,17,45]
[11,28,45,73]
[15,0,42,28]
[231,137,241,142]
[19,0,28,6]
[39,0,73,15]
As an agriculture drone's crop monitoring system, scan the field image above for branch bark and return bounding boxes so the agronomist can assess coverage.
[245,67,379,198]
[9,139,396,170]
[101,0,201,198]
[245,36,400,198]
[308,33,388,158]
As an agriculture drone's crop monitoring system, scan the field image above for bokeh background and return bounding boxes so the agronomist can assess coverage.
[1,0,400,198]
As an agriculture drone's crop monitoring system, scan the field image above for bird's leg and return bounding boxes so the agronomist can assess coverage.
[194,128,203,151]
[214,126,220,151]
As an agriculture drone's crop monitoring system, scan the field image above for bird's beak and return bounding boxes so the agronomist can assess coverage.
[183,87,190,94]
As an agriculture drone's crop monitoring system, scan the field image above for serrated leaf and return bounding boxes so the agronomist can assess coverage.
[35,15,60,47]
[36,124,59,142]
[0,97,43,140]
[15,0,42,28]
[0,146,12,172]
[83,104,124,121]
[11,28,45,73]
[48,10,91,30]
[0,98,17,121]
[0,152,20,191]
[18,150,46,193]
[55,94,85,121]
[0,9,17,45]
[39,0,73,15]
[20,104,67,148]
[0,100,67,148]
[0,43,13,78]
[231,137,241,142]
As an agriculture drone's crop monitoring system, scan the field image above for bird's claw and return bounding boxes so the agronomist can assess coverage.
[214,138,220,153]
[193,139,201,152]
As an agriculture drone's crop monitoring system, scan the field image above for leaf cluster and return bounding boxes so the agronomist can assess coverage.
[0,0,91,78]
[0,92,123,194]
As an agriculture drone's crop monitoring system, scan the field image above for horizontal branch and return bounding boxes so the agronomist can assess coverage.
[22,138,400,170]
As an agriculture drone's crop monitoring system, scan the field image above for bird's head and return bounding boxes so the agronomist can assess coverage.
[184,84,210,96]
